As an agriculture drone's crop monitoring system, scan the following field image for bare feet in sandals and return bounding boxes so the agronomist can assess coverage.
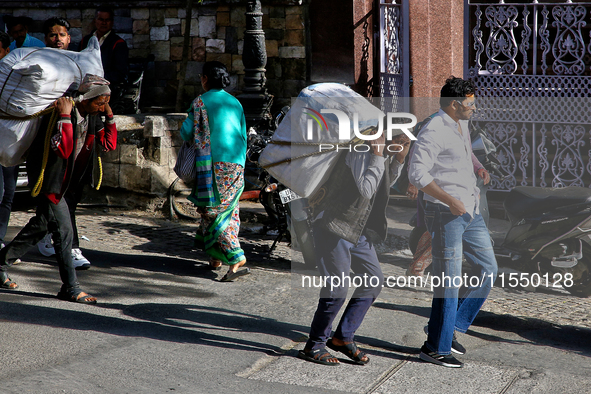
[220,259,250,282]
[1,277,18,289]
[208,259,222,271]
[57,290,97,304]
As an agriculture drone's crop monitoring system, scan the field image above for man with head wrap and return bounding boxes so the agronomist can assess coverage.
[0,74,117,304]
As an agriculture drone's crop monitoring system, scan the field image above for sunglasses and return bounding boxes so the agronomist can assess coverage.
[455,99,476,109]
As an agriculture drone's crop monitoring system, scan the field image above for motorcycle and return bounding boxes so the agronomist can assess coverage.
[408,120,591,297]
[247,108,317,269]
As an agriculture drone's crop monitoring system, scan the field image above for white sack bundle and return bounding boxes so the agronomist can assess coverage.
[258,83,385,198]
[0,37,103,166]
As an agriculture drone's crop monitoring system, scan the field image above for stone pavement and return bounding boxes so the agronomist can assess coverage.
[0,202,590,393]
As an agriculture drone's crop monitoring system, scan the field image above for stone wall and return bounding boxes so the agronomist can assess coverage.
[0,0,305,112]
[102,113,187,199]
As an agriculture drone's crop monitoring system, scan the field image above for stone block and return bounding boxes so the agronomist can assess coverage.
[206,39,225,53]
[238,40,244,55]
[266,79,285,98]
[169,24,182,37]
[217,5,230,12]
[82,8,95,20]
[225,26,238,54]
[279,46,305,58]
[69,19,82,29]
[266,58,282,79]
[217,27,226,40]
[115,17,133,34]
[198,6,217,16]
[30,9,60,20]
[131,8,150,20]
[269,7,286,19]
[165,18,180,26]
[133,20,150,35]
[286,14,304,30]
[178,8,199,19]
[266,40,279,58]
[265,29,284,41]
[205,54,231,69]
[262,14,270,29]
[230,7,247,28]
[170,45,183,61]
[282,58,306,79]
[150,166,175,195]
[150,26,169,41]
[284,29,305,46]
[101,162,120,188]
[165,8,178,18]
[129,48,150,59]
[286,6,303,15]
[231,55,244,74]
[199,15,217,38]
[102,145,121,164]
[270,18,286,30]
[151,41,170,61]
[119,165,151,192]
[133,34,150,49]
[66,9,82,20]
[186,61,205,85]
[283,79,307,98]
[144,116,166,137]
[155,62,177,80]
[70,29,82,47]
[217,12,230,27]
[150,9,165,27]
[192,37,206,62]
[181,19,199,37]
[120,144,140,165]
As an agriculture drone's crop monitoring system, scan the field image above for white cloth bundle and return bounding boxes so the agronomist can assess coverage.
[0,37,103,166]
[258,83,385,198]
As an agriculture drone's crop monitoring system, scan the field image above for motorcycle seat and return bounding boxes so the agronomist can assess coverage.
[504,186,591,219]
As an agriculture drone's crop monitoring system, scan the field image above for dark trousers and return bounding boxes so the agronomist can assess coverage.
[0,196,79,293]
[306,224,383,350]
[64,182,85,250]
[0,165,19,243]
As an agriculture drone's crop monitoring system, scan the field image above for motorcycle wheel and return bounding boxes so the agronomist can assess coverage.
[291,218,317,269]
[169,177,199,221]
[565,255,591,298]
[409,225,426,255]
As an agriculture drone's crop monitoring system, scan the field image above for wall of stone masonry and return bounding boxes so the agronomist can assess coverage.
[0,0,305,112]
[102,113,188,199]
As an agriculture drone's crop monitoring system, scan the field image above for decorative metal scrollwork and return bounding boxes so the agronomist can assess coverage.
[552,6,587,75]
[485,6,519,74]
[520,7,531,75]
[384,6,401,75]
[486,122,518,190]
[550,124,586,187]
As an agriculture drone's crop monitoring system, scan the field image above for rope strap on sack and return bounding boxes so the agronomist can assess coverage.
[95,156,103,190]
[31,107,61,197]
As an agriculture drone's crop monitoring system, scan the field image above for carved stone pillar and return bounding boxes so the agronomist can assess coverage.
[238,0,273,128]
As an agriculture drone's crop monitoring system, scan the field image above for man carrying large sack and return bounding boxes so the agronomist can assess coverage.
[0,74,117,304]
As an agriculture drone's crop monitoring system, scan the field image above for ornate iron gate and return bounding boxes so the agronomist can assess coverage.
[465,0,591,191]
[379,0,410,112]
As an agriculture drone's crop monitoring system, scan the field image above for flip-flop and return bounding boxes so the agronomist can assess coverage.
[297,348,340,366]
[1,277,18,289]
[327,339,369,365]
[220,267,251,282]
[57,290,97,304]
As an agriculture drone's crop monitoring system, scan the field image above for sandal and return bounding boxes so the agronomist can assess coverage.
[297,348,339,366]
[0,271,18,289]
[1,276,18,289]
[57,290,97,304]
[220,267,251,282]
[327,338,369,365]
[208,259,222,271]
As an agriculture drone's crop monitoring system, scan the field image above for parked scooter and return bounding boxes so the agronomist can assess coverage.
[409,121,591,297]
[247,108,317,269]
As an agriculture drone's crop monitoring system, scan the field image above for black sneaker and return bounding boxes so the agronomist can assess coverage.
[451,333,466,355]
[419,345,463,368]
[424,326,466,355]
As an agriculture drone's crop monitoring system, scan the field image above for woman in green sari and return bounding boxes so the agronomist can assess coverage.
[180,61,249,282]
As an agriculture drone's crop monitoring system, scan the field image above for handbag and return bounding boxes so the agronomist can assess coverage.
[174,141,198,183]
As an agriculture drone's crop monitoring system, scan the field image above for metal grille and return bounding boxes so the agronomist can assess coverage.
[466,1,591,191]
[379,0,409,111]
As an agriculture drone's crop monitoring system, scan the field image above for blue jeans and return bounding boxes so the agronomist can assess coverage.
[423,201,497,355]
[306,224,383,350]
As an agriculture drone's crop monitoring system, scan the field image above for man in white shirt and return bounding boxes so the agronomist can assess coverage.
[408,76,497,368]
